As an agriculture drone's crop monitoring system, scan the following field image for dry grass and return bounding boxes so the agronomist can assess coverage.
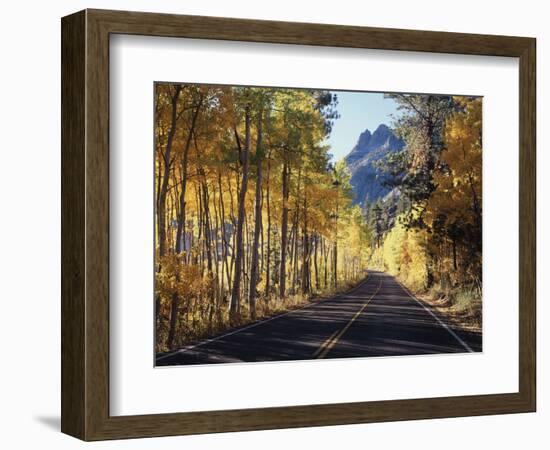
[415,285,482,334]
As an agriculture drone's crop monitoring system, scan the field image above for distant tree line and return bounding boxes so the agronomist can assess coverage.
[367,95,482,301]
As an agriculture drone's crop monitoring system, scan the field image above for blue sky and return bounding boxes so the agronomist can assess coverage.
[325,91,400,162]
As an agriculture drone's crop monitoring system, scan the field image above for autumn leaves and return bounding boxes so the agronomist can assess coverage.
[369,95,482,306]
[154,86,483,352]
[155,85,369,351]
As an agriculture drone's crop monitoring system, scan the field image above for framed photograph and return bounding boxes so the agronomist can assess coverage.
[61,9,536,440]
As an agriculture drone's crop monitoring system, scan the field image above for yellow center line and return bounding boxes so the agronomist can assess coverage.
[312,330,339,358]
[316,277,383,359]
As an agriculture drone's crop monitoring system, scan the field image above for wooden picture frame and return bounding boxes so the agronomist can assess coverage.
[61,8,536,441]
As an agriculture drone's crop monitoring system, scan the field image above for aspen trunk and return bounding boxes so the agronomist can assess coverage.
[167,94,203,349]
[158,85,182,259]
[279,159,289,298]
[265,155,272,300]
[248,111,263,319]
[229,105,251,323]
[175,94,203,255]
[159,85,182,347]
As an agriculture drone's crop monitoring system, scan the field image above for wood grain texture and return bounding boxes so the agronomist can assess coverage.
[61,8,537,441]
[61,10,86,439]
[85,10,111,439]
[518,39,536,409]
[88,8,532,56]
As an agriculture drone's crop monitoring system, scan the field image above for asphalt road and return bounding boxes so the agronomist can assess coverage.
[156,271,482,366]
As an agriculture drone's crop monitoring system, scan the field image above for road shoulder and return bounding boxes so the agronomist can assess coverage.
[396,279,482,352]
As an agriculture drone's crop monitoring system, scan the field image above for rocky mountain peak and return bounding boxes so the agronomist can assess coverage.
[357,129,372,147]
[344,124,404,206]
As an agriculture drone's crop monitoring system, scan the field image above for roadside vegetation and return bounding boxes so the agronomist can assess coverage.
[154,86,483,353]
[366,95,482,332]
[154,84,370,352]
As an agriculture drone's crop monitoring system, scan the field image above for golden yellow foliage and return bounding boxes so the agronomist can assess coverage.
[425,97,482,228]
[372,217,428,291]
[155,255,209,300]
